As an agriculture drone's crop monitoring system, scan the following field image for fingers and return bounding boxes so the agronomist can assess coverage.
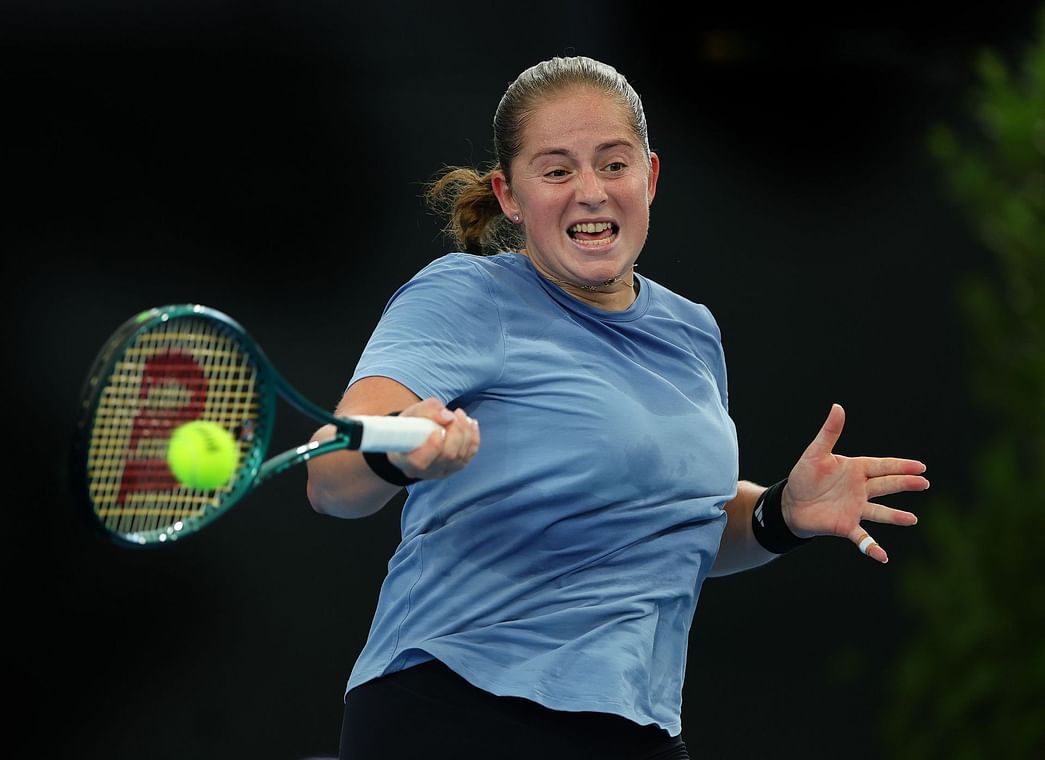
[859,457,928,478]
[865,473,930,499]
[403,397,457,426]
[862,468,928,528]
[862,501,919,527]
[858,531,886,562]
[848,525,889,564]
[844,497,919,563]
[392,402,480,479]
[442,408,478,459]
[801,403,846,460]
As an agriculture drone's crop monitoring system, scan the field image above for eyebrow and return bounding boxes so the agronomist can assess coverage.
[527,140,637,165]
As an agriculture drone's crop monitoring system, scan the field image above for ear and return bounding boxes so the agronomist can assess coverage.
[647,152,661,206]
[491,167,520,219]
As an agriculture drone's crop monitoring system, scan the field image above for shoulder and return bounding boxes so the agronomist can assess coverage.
[411,252,528,282]
[385,254,495,306]
[379,253,538,328]
[396,252,537,303]
[640,274,723,339]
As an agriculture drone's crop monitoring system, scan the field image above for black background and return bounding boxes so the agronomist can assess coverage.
[6,2,1040,758]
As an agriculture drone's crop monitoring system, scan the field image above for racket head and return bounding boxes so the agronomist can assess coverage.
[71,304,276,547]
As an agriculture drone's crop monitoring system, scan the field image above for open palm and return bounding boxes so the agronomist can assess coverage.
[782,404,928,563]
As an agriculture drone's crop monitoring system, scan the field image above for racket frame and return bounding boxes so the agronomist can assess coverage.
[71,304,371,547]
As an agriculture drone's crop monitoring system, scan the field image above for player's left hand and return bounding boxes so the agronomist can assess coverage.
[781,404,928,563]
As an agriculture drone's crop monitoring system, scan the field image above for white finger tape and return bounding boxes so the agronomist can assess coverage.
[858,534,877,555]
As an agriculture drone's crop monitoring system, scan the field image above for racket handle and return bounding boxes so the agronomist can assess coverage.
[348,415,442,452]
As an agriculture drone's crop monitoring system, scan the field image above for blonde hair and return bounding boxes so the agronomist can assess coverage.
[425,56,650,254]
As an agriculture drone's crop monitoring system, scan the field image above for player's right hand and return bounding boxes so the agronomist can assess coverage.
[389,397,480,480]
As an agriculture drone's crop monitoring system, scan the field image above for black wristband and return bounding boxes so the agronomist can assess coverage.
[751,478,813,554]
[362,412,421,487]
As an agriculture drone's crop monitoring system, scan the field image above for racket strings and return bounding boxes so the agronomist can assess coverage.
[86,317,264,542]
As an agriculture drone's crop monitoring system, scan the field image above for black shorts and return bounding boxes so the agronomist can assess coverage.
[339,659,690,760]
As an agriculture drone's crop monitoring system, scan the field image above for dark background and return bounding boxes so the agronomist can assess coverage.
[5,2,1040,758]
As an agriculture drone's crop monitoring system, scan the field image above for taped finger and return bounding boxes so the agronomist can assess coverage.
[858,533,878,556]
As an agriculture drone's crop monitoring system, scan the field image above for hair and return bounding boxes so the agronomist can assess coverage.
[424,56,650,254]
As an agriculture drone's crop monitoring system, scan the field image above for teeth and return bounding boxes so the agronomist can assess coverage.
[573,237,614,247]
[570,222,614,234]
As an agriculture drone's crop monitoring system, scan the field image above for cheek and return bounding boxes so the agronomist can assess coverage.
[524,192,567,229]
[629,186,652,222]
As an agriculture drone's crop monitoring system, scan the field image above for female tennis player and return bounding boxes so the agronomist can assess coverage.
[306,55,928,760]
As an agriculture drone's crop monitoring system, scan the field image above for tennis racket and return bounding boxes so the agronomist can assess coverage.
[71,303,438,548]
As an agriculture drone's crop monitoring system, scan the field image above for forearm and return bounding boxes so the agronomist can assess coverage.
[306,376,429,519]
[708,480,779,577]
[305,378,479,519]
[305,424,405,519]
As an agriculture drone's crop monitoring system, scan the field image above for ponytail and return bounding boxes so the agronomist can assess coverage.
[424,165,523,254]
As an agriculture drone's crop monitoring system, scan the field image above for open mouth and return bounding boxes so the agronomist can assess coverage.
[567,221,619,247]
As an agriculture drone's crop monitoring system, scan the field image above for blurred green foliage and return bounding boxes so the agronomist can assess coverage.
[885,11,1045,759]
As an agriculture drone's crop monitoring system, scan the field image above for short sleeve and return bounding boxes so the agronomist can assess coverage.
[698,303,729,412]
[349,254,506,404]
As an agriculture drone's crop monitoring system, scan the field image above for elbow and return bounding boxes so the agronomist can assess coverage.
[306,474,384,520]
[307,476,354,518]
[305,453,348,517]
[307,478,353,518]
[306,478,331,516]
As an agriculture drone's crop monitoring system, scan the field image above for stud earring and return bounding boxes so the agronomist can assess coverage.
[513,214,521,223]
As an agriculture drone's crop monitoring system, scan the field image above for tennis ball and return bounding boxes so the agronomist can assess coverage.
[167,421,239,490]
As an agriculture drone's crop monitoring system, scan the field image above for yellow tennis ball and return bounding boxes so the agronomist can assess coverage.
[167,421,239,490]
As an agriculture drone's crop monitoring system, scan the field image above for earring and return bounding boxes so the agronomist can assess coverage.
[513,214,521,223]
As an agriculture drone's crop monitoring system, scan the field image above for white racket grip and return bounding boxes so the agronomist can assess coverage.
[348,415,442,453]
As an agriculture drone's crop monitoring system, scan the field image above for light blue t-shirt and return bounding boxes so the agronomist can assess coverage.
[345,252,738,737]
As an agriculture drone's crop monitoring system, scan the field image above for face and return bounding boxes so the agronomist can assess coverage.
[492,87,660,291]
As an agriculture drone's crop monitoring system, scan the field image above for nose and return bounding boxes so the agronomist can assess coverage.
[575,168,607,207]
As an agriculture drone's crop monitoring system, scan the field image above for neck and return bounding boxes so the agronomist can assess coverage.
[522,251,638,311]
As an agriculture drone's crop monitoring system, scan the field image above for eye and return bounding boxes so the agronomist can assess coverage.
[544,169,570,179]
[604,161,627,173]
